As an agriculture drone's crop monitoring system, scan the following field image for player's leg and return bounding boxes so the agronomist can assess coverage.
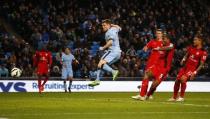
[41,66,50,91]
[41,74,49,91]
[102,52,120,81]
[62,69,68,92]
[88,52,120,86]
[88,51,111,86]
[68,76,73,93]
[168,68,184,101]
[146,68,164,99]
[37,75,42,93]
[140,71,152,97]
[176,75,188,101]
[132,70,152,100]
[146,79,161,99]
[88,60,103,87]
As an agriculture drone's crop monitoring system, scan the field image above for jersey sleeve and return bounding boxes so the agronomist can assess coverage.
[201,51,207,63]
[106,31,115,41]
[113,27,121,32]
[146,40,153,49]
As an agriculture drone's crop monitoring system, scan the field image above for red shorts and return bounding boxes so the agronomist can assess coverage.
[37,65,49,76]
[177,67,195,81]
[146,65,166,82]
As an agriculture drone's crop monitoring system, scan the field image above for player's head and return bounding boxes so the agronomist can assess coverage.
[65,47,71,55]
[162,31,170,45]
[102,19,111,32]
[155,29,163,40]
[193,34,203,47]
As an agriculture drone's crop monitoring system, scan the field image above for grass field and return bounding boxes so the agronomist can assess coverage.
[0,92,210,119]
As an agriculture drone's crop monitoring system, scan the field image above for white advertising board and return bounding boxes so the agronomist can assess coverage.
[0,80,210,92]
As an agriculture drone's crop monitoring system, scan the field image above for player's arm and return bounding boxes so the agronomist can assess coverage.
[190,51,207,80]
[72,54,79,64]
[110,24,121,31]
[153,43,174,51]
[180,53,189,66]
[99,39,113,50]
[143,40,153,52]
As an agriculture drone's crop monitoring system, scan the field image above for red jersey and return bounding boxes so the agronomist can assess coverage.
[33,50,52,75]
[185,46,207,70]
[145,39,162,69]
[159,42,175,72]
[33,50,52,67]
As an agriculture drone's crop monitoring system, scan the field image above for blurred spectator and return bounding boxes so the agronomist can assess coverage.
[0,64,9,77]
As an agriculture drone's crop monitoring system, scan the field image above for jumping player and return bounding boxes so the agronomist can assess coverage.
[88,19,121,87]
[168,34,207,102]
[33,45,52,93]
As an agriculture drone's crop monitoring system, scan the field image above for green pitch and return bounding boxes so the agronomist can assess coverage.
[0,92,210,119]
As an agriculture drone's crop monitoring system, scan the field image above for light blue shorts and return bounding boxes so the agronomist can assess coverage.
[101,51,121,65]
[62,68,73,79]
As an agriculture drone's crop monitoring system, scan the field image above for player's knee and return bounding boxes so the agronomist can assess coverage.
[98,60,106,69]
[180,76,187,83]
[146,71,153,78]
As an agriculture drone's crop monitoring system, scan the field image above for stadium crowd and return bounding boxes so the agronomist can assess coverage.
[0,0,210,78]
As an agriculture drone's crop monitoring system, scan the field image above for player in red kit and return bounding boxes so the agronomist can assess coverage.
[146,32,174,99]
[168,34,207,102]
[33,45,52,93]
[132,29,174,100]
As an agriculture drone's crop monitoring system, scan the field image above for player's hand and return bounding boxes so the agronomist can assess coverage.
[75,60,79,64]
[180,59,185,66]
[143,46,148,52]
[190,74,195,80]
[99,47,104,51]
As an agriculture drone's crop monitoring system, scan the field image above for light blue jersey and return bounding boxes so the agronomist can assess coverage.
[102,27,121,64]
[61,53,75,79]
[105,27,121,52]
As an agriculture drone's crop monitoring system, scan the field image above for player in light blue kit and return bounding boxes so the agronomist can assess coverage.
[61,48,79,92]
[88,19,121,87]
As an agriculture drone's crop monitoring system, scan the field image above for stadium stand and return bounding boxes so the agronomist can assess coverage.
[0,0,209,78]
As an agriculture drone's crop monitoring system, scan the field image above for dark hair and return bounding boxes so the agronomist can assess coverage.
[102,19,112,24]
[195,33,204,41]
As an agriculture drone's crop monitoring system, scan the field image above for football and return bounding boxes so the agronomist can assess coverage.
[11,67,22,77]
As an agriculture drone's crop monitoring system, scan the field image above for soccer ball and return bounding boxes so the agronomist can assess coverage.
[11,67,22,77]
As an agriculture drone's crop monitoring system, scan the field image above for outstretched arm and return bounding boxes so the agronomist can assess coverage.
[153,43,174,51]
[111,24,121,31]
[180,53,188,66]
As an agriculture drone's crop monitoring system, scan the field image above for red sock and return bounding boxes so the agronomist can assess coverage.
[38,79,42,92]
[42,77,49,87]
[173,80,180,99]
[140,79,149,97]
[180,82,187,98]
